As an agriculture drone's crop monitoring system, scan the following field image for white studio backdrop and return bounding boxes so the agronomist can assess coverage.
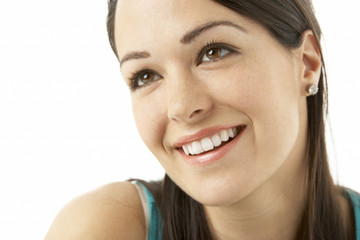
[0,1,359,239]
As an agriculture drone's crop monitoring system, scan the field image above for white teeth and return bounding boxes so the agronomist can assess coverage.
[182,145,189,155]
[220,130,229,142]
[192,141,204,155]
[211,134,222,147]
[181,127,240,156]
[228,128,235,138]
[201,137,214,151]
[187,143,193,153]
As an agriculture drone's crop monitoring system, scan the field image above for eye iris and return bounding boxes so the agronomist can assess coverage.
[141,72,153,83]
[206,48,220,59]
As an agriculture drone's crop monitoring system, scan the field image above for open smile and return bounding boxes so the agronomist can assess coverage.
[174,125,246,164]
[181,126,241,155]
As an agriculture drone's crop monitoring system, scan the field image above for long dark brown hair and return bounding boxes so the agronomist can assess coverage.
[107,0,353,239]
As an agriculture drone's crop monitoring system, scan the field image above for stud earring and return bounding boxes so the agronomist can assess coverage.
[306,84,318,96]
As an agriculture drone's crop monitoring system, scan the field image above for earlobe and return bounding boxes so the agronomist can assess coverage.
[298,30,322,96]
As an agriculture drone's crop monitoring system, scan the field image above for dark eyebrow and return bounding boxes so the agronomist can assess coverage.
[120,21,246,67]
[180,20,247,44]
[119,51,150,67]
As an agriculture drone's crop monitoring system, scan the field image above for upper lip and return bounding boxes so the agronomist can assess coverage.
[173,124,245,148]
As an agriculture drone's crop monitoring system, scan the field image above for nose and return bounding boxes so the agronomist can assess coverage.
[166,73,214,124]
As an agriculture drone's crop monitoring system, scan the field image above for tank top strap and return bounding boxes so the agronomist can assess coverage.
[132,181,163,240]
[345,188,360,240]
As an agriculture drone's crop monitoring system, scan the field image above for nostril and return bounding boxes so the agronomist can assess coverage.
[189,109,202,118]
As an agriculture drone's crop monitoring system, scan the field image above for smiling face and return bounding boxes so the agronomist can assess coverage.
[115,0,316,205]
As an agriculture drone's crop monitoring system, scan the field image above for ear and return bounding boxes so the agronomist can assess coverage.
[295,30,322,96]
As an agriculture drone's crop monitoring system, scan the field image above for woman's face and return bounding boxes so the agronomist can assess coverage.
[115,0,312,205]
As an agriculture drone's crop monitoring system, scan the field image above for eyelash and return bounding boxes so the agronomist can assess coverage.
[128,68,155,91]
[128,40,237,91]
[195,40,236,65]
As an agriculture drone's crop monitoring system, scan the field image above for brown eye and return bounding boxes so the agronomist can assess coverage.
[206,48,221,60]
[139,72,153,84]
[201,47,231,63]
[135,71,161,88]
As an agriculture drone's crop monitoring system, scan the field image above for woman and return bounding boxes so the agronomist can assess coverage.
[46,0,360,239]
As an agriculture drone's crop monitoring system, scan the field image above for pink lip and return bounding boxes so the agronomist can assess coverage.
[175,125,247,166]
[173,124,243,148]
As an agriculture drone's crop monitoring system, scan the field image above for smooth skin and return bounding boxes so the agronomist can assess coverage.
[46,0,353,239]
[117,0,315,238]
[45,182,146,239]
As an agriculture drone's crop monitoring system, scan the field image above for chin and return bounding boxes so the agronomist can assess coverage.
[183,176,256,207]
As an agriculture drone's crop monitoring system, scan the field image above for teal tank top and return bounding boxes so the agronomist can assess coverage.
[135,182,162,240]
[136,182,360,240]
[346,189,360,240]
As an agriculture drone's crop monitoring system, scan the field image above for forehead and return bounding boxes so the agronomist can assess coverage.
[114,0,252,57]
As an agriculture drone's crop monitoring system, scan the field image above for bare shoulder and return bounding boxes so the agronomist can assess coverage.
[45,181,145,240]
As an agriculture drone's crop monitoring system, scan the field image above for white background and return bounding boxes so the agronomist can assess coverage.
[0,1,359,239]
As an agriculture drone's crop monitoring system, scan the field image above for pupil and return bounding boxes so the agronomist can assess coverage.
[143,73,152,80]
[207,48,219,58]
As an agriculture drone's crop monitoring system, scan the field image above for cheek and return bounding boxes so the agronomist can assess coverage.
[131,96,167,154]
[208,58,302,158]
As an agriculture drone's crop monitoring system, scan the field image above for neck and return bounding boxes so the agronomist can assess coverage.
[204,157,308,240]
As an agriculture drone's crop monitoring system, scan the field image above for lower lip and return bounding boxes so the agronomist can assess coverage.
[178,126,246,166]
